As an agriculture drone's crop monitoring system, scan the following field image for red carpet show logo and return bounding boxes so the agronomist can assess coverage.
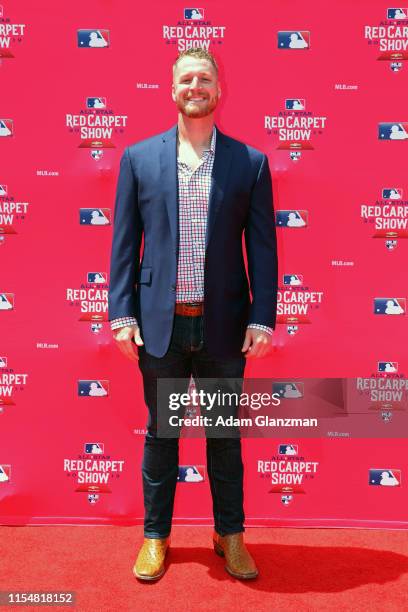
[66,272,108,325]
[162,7,226,50]
[66,96,128,153]
[64,442,125,497]
[265,98,327,160]
[364,8,408,69]
[258,444,319,505]
[277,274,324,332]
[356,375,408,414]
[372,361,406,422]
[0,4,26,60]
[360,187,408,248]
[0,355,28,413]
[0,183,30,242]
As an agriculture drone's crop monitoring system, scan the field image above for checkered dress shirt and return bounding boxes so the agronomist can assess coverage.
[110,126,273,336]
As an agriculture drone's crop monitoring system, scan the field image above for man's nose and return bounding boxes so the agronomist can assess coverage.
[189,76,200,88]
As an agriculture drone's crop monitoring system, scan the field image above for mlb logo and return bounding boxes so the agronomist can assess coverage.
[78,380,109,397]
[283,274,303,286]
[390,62,403,71]
[278,443,298,455]
[86,97,107,109]
[91,323,103,334]
[287,325,298,335]
[0,185,7,196]
[382,188,402,200]
[385,239,397,250]
[290,151,301,161]
[0,119,13,137]
[278,31,310,49]
[0,464,11,482]
[184,8,204,19]
[378,122,408,140]
[281,494,293,505]
[369,468,401,486]
[178,465,205,482]
[0,356,7,367]
[91,150,103,160]
[276,210,308,228]
[285,99,306,110]
[77,30,110,48]
[88,493,99,504]
[378,361,398,373]
[0,293,14,310]
[80,208,111,225]
[387,8,408,19]
[185,406,197,418]
[87,272,107,284]
[85,442,105,454]
[374,298,406,315]
[273,382,304,399]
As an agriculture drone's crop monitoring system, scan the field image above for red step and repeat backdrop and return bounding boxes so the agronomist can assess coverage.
[1,1,407,527]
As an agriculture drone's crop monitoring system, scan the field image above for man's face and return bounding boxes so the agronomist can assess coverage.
[172,57,221,118]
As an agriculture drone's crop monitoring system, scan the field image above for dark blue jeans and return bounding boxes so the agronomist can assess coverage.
[137,313,246,539]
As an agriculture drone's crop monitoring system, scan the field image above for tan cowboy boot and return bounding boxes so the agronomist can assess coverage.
[132,537,170,581]
[213,532,258,579]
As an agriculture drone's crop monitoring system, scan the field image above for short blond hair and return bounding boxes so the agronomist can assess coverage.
[173,48,219,76]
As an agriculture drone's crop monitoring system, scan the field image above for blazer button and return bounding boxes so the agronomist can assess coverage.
[171,284,176,291]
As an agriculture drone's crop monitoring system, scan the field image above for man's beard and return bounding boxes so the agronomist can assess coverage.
[176,94,218,118]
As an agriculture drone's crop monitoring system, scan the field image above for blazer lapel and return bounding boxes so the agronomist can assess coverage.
[160,124,178,252]
[205,125,232,250]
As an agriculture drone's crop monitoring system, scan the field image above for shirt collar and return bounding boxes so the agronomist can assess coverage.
[206,125,216,154]
[176,125,216,156]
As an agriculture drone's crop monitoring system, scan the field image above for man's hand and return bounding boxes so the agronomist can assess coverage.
[241,328,273,358]
[113,324,143,362]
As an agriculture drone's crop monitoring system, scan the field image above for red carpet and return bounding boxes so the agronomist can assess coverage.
[2,526,408,611]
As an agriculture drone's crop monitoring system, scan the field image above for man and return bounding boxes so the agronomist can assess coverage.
[108,48,278,581]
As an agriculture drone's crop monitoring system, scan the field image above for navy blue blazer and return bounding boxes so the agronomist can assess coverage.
[108,123,278,358]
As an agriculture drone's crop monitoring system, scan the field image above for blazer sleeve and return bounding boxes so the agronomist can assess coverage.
[244,153,278,329]
[108,147,143,321]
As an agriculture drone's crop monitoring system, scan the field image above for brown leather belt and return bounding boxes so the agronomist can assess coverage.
[175,302,204,317]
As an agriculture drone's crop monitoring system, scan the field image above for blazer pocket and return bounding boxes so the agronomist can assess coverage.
[138,267,152,285]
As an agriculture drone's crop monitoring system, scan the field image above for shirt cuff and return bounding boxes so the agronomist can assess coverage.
[110,317,138,331]
[247,323,274,336]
